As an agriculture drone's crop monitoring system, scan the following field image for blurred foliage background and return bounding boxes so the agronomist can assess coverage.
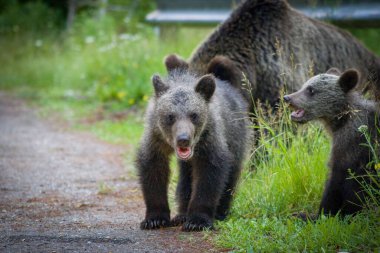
[0,0,379,113]
[0,0,210,114]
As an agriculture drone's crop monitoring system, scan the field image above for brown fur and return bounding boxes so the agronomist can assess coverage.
[285,69,380,216]
[169,0,380,109]
[136,62,249,231]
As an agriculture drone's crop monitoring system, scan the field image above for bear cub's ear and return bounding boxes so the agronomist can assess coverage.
[338,69,360,93]
[326,67,341,76]
[207,55,240,88]
[164,54,189,73]
[152,74,169,97]
[195,74,216,102]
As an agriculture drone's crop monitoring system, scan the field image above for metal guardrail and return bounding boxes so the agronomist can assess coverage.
[146,0,380,28]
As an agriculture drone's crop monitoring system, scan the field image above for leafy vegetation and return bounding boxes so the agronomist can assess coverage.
[0,2,379,252]
[0,1,209,111]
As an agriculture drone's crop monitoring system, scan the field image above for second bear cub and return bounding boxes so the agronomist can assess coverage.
[284,68,379,217]
[136,57,249,231]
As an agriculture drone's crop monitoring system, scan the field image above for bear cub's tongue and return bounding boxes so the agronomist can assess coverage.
[291,109,305,118]
[177,147,191,160]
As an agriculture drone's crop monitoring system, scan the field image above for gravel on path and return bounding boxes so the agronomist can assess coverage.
[0,93,217,253]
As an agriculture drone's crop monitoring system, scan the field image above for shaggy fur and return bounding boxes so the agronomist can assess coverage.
[136,63,249,231]
[172,0,380,108]
[284,69,379,216]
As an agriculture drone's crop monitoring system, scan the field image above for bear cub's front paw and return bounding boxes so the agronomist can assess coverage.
[170,214,187,226]
[182,214,213,232]
[140,215,170,230]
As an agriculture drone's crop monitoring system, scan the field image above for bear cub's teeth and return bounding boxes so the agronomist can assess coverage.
[291,109,305,119]
[177,147,192,160]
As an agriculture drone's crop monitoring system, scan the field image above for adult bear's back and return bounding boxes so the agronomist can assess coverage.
[189,0,380,107]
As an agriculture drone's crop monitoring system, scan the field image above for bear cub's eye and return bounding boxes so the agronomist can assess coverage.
[166,114,175,125]
[307,86,315,96]
[190,113,198,122]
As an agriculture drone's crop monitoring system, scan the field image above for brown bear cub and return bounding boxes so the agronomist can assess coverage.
[284,69,379,217]
[136,56,249,231]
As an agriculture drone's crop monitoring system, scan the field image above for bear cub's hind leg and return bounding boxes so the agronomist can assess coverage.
[215,163,241,221]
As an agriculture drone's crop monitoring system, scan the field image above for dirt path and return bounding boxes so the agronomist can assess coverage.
[0,93,217,252]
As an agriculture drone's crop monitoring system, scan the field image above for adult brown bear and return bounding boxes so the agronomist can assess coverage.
[169,0,380,108]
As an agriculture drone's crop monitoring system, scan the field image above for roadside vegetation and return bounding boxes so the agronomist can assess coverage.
[215,98,380,252]
[0,2,379,252]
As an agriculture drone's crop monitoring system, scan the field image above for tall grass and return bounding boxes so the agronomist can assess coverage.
[212,27,380,252]
[215,99,380,252]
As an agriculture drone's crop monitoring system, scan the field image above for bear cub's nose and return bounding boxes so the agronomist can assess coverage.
[177,134,190,147]
[283,95,291,103]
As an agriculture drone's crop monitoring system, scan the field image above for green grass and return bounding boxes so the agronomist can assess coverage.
[349,28,380,55]
[218,212,379,252]
[213,102,380,252]
[1,5,380,252]
[0,16,210,110]
[89,117,144,146]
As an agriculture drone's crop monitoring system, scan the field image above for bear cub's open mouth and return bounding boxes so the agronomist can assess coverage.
[176,146,193,160]
[291,108,305,119]
[287,102,305,121]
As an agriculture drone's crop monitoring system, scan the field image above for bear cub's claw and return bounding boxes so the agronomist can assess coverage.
[181,214,213,232]
[140,217,170,230]
[170,214,187,226]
